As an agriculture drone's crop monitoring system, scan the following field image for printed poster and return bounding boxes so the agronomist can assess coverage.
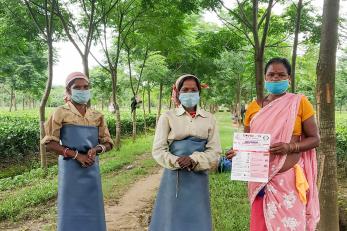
[231,133,271,183]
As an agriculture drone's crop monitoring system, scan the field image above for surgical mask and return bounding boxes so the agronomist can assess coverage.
[265,80,289,95]
[179,92,200,108]
[71,89,91,104]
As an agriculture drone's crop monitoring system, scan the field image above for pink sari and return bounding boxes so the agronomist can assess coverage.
[249,93,320,231]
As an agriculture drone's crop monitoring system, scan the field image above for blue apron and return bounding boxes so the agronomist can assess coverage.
[57,125,106,231]
[149,136,211,231]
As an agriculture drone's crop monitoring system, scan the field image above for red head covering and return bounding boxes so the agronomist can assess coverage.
[64,72,89,103]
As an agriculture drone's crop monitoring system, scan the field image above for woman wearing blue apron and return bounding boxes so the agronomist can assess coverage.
[41,72,114,231]
[150,74,222,231]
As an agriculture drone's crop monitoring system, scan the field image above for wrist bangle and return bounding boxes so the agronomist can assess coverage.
[291,143,296,153]
[288,143,293,153]
[295,142,300,152]
[191,159,198,170]
[73,150,79,159]
[63,148,70,158]
[96,144,106,153]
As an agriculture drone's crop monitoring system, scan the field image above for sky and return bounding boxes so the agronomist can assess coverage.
[52,0,345,86]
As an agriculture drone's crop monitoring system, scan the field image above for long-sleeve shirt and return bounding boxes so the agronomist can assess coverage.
[41,101,114,147]
[152,105,222,171]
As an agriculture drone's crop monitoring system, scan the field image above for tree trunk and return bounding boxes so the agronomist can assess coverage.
[132,109,136,141]
[142,87,147,136]
[9,88,14,112]
[101,98,104,111]
[316,0,340,230]
[251,0,273,100]
[114,102,121,149]
[110,69,121,150]
[110,65,121,150]
[22,97,25,110]
[39,19,54,171]
[255,53,264,100]
[82,55,89,78]
[236,75,242,126]
[156,83,163,124]
[291,0,304,93]
[148,88,151,114]
[13,92,17,111]
[169,93,172,109]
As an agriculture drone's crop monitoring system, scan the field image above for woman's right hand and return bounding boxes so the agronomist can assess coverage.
[76,154,94,167]
[225,148,236,160]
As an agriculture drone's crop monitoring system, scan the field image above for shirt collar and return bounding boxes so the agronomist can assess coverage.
[175,104,207,118]
[64,101,91,117]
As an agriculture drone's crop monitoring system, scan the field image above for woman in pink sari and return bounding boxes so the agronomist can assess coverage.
[227,58,320,231]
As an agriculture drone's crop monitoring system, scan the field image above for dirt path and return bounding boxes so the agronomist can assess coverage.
[0,170,162,231]
[105,170,162,231]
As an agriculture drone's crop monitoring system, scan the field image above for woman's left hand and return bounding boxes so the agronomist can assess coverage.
[87,148,97,161]
[269,142,291,155]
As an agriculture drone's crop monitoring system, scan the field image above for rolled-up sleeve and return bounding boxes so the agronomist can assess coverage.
[189,116,222,171]
[98,115,114,147]
[41,111,62,144]
[152,114,180,170]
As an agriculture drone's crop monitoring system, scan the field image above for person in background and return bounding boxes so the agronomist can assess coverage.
[227,58,320,231]
[41,72,114,231]
[149,74,222,231]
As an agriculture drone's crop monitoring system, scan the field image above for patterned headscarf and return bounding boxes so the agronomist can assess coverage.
[64,72,89,103]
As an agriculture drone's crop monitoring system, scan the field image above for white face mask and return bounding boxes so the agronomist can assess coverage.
[179,92,200,108]
[71,89,91,104]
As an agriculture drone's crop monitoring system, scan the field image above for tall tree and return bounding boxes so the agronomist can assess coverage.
[94,0,144,148]
[316,0,340,230]
[90,67,113,110]
[142,52,169,123]
[24,0,57,170]
[124,41,149,140]
[0,0,43,111]
[214,50,247,123]
[55,0,119,77]
[290,0,303,93]
[208,0,274,100]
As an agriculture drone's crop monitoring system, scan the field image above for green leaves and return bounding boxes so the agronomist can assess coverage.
[0,113,40,160]
[0,110,156,160]
[336,114,347,175]
[142,52,170,85]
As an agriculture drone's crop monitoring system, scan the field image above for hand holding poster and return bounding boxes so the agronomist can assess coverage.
[231,133,271,183]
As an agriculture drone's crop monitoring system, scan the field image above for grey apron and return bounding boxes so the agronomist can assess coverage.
[149,136,211,231]
[57,124,106,231]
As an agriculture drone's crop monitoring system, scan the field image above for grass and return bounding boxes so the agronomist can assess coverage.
[210,111,347,230]
[210,174,249,231]
[0,159,41,179]
[0,111,251,230]
[3,110,345,230]
[0,134,155,222]
[210,112,249,231]
[28,154,158,231]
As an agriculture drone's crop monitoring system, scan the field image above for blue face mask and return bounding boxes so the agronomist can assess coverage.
[71,89,91,104]
[265,80,289,95]
[179,92,200,108]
